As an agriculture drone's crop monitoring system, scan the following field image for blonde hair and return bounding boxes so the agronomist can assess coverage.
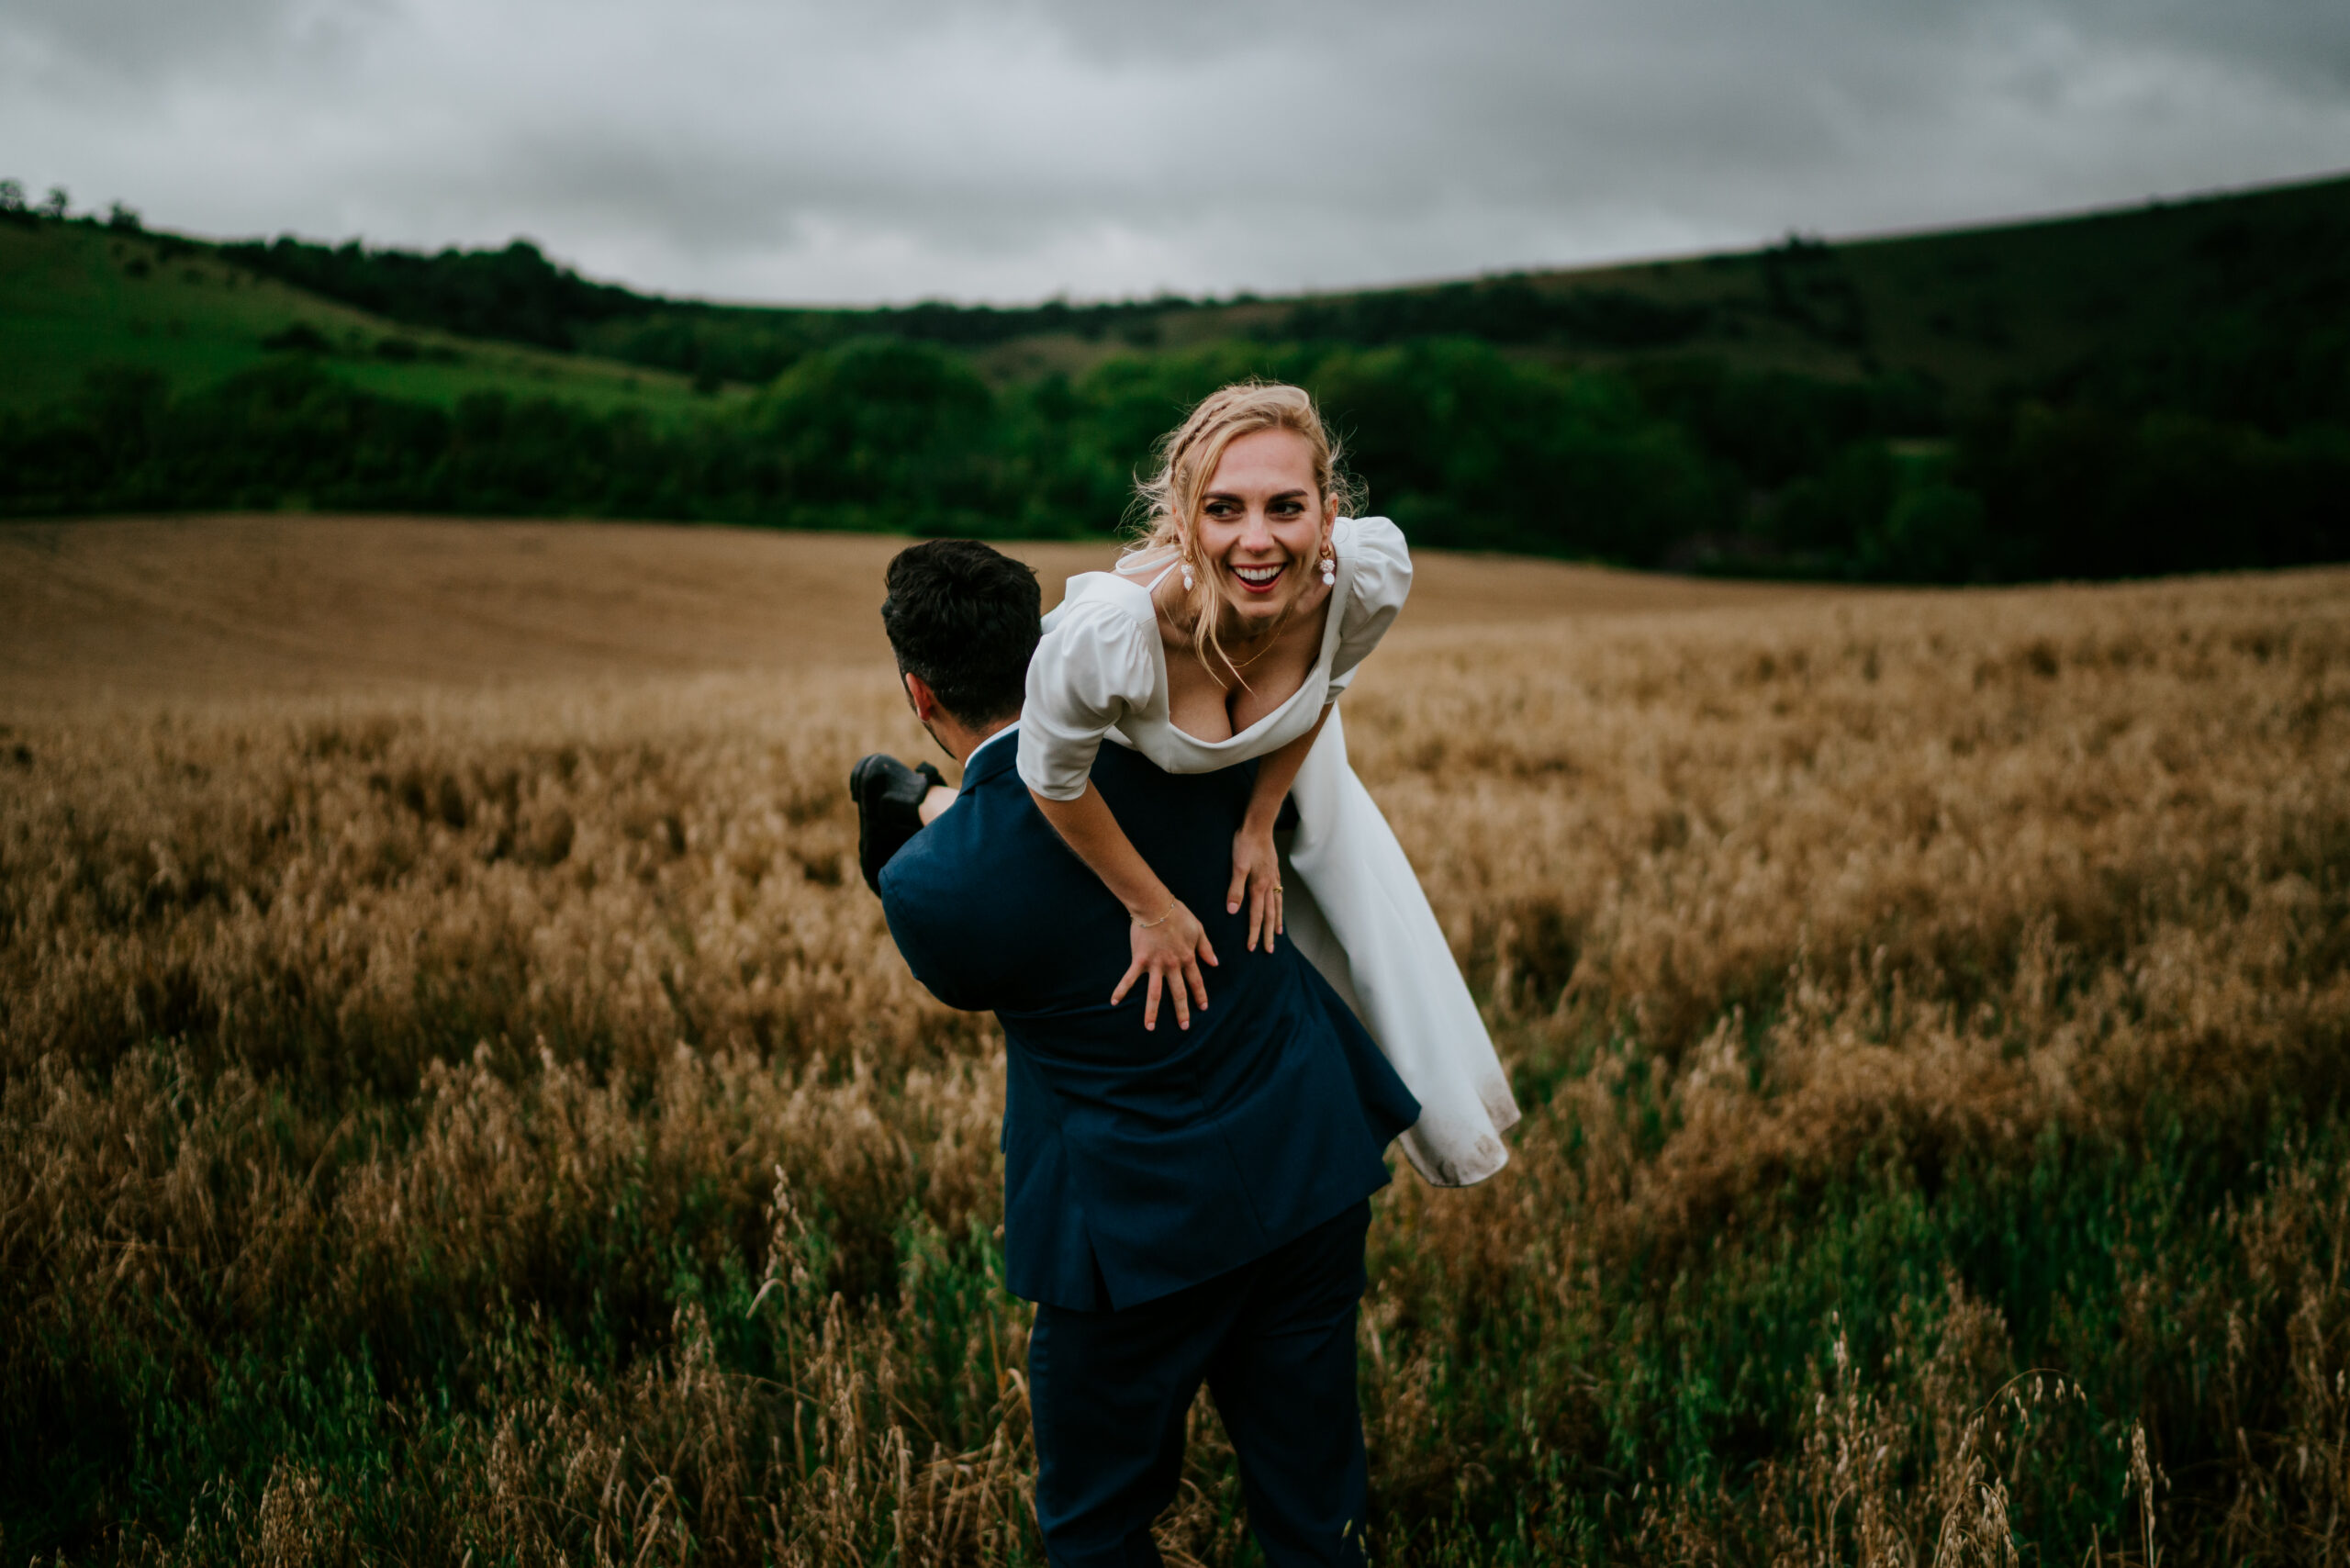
[1121,381,1361,681]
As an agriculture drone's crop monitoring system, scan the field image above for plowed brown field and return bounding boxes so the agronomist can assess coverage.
[0,514,1836,709]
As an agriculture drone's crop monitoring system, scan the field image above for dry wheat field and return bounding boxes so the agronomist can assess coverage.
[3,521,2348,1565]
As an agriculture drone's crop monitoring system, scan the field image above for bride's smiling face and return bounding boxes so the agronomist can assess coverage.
[1193,428,1331,629]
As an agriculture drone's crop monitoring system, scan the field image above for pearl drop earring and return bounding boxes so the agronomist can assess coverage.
[1181,562,1195,590]
[1320,549,1337,587]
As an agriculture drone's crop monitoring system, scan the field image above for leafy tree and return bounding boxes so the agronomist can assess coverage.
[6,198,2347,583]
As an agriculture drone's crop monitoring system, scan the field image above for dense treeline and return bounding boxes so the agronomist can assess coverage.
[215,231,1821,373]
[6,330,2344,581]
[225,233,1203,383]
[11,178,2347,581]
[207,230,1878,380]
[1273,274,1715,350]
[578,294,1197,386]
[222,237,654,353]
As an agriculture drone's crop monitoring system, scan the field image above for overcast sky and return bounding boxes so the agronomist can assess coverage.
[5,0,2347,306]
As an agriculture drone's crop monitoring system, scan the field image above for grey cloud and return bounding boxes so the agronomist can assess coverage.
[1,0,2344,303]
[2060,0,2350,92]
[1,0,386,79]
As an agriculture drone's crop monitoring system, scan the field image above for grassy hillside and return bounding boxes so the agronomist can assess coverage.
[175,173,2350,401]
[1186,174,2350,394]
[3,176,2344,580]
[11,173,2344,408]
[0,218,722,417]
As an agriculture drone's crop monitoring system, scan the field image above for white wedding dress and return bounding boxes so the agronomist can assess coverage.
[1017,516,1520,1186]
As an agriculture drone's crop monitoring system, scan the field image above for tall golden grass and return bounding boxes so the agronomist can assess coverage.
[4,565,2347,1563]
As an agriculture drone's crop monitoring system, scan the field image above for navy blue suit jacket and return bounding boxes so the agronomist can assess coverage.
[879,725,1420,1311]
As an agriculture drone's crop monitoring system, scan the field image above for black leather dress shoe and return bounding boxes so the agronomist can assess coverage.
[851,754,946,895]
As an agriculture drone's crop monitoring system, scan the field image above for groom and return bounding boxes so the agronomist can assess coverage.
[859,539,1420,1567]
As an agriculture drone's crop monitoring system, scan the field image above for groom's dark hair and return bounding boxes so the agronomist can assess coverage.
[880,539,1042,724]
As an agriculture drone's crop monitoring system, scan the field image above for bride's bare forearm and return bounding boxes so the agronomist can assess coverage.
[1242,705,1333,833]
[1030,786,1174,918]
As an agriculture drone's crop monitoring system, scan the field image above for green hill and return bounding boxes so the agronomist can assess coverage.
[130,173,2350,407]
[0,218,722,417]
[1195,174,2350,393]
[10,172,2345,419]
[1,174,2344,582]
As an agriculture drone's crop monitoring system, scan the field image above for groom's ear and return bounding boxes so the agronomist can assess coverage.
[902,671,939,722]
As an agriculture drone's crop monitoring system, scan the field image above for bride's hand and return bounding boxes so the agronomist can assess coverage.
[1112,900,1217,1032]
[1226,821,1283,953]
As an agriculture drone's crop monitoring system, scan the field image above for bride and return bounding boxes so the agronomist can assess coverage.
[1009,381,1516,1187]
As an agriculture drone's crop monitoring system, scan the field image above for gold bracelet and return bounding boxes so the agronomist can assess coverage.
[1134,900,1179,928]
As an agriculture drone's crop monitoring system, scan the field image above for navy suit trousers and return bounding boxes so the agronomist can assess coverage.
[1028,1201,1373,1568]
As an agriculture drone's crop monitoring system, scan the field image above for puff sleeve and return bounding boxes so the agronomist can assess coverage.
[1326,515,1414,697]
[1016,588,1160,801]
